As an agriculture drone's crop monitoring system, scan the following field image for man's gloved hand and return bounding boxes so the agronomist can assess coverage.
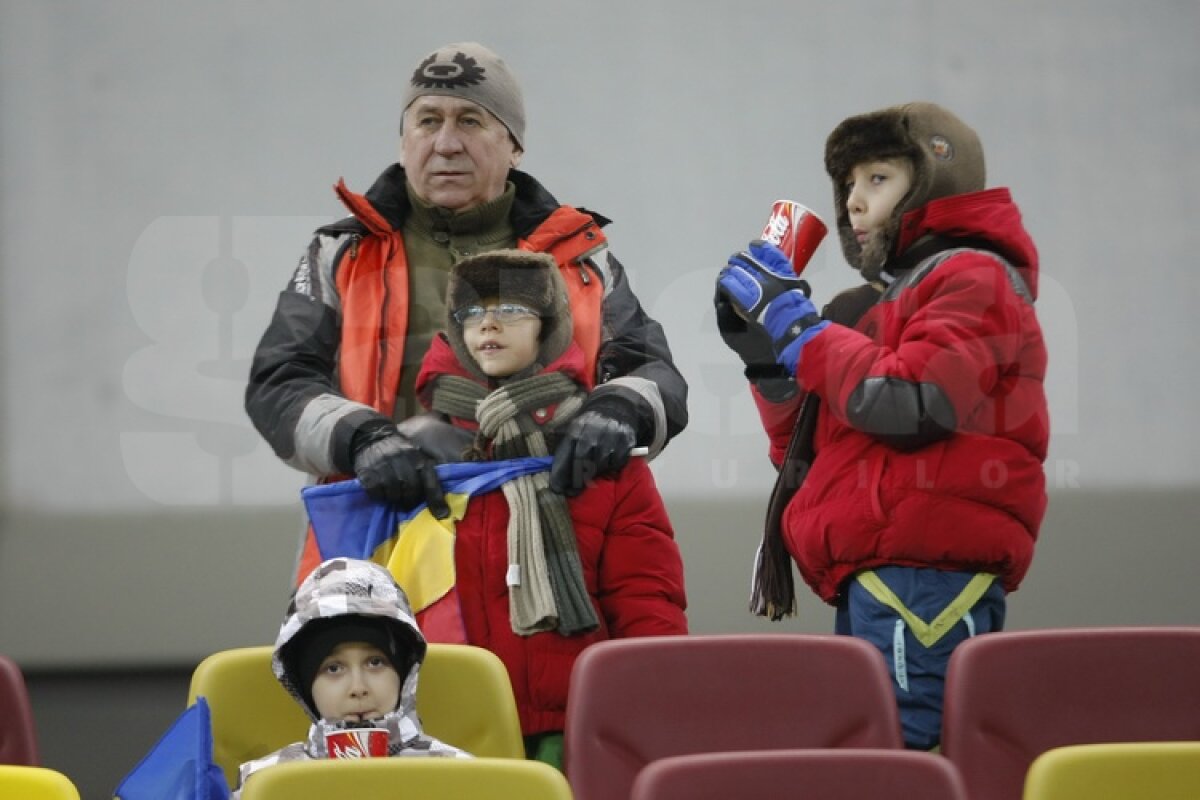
[714,288,797,402]
[717,240,830,376]
[352,428,450,518]
[549,396,639,497]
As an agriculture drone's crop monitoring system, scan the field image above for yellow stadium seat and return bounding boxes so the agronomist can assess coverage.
[1023,741,1200,800]
[0,765,80,800]
[239,757,572,800]
[187,643,524,789]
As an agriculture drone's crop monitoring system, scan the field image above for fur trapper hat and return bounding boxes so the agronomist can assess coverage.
[444,249,573,381]
[824,101,985,278]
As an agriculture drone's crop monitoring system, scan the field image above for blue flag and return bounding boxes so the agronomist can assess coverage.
[114,697,229,800]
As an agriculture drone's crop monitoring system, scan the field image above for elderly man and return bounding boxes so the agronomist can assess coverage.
[245,42,688,580]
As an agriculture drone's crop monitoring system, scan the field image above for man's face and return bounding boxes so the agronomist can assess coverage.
[400,96,522,212]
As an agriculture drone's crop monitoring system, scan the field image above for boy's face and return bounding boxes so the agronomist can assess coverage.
[460,298,543,378]
[310,641,401,723]
[845,157,914,250]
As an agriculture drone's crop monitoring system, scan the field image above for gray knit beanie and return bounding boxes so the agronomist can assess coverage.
[824,101,986,278]
[402,42,526,149]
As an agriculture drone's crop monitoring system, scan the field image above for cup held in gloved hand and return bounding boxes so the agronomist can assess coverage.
[761,200,827,275]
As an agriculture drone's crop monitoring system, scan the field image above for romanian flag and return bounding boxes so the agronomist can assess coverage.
[301,457,551,641]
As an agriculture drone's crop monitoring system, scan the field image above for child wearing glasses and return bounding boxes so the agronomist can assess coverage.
[406,249,687,770]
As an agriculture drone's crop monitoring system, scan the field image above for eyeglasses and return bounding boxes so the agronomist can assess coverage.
[453,302,540,326]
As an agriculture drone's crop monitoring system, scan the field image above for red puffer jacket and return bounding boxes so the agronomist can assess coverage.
[416,336,688,734]
[767,187,1049,603]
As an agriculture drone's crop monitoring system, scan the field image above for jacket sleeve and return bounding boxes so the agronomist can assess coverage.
[587,250,689,457]
[595,459,689,638]
[798,253,1029,451]
[244,234,393,476]
[751,386,804,468]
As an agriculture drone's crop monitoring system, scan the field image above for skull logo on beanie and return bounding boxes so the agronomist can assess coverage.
[824,101,986,279]
[402,42,526,149]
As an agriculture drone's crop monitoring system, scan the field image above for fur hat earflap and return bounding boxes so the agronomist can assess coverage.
[445,249,573,381]
[824,102,986,277]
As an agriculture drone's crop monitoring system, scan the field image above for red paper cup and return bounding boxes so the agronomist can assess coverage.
[761,200,827,275]
[325,727,389,759]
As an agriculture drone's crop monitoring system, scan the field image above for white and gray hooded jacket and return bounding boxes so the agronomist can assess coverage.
[233,558,469,797]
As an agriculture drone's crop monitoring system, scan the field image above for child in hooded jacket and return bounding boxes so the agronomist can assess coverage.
[232,557,468,797]
[408,249,688,767]
[715,102,1049,749]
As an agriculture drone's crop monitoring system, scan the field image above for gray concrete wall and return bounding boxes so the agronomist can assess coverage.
[2,1,1198,669]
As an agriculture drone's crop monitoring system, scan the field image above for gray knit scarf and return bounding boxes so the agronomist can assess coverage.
[430,372,599,637]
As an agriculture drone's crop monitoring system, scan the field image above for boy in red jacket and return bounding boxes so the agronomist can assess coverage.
[410,249,688,768]
[716,102,1049,749]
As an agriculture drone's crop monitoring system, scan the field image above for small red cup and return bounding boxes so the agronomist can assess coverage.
[760,200,827,275]
[325,727,389,759]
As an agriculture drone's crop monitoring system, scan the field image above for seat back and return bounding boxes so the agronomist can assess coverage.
[630,749,967,800]
[188,643,524,788]
[416,642,525,760]
[941,627,1200,800]
[564,634,903,800]
[1022,741,1200,800]
[239,757,572,800]
[187,646,308,789]
[0,654,39,766]
[0,766,80,800]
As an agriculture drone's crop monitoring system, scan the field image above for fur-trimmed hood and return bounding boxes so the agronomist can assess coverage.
[443,249,573,383]
[824,102,986,278]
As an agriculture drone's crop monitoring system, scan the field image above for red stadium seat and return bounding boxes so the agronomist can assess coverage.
[564,634,903,800]
[0,654,39,766]
[630,749,967,800]
[941,627,1200,800]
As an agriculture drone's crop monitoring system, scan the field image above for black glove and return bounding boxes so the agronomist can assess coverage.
[549,396,639,497]
[352,428,450,518]
[714,287,798,403]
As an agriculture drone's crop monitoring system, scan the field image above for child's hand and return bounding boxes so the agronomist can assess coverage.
[717,241,830,376]
[717,240,810,324]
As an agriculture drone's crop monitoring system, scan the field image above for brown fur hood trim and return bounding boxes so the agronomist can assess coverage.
[824,102,986,277]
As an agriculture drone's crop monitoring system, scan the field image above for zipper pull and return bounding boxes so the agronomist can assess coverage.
[349,235,361,259]
[577,259,592,285]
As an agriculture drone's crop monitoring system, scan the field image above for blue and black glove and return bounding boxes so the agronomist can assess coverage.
[714,288,797,402]
[716,240,830,376]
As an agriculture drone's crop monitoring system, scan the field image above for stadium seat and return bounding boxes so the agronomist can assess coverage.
[188,642,524,788]
[239,756,572,800]
[941,627,1200,800]
[0,654,39,766]
[0,765,80,799]
[630,748,967,800]
[1022,741,1200,800]
[564,634,904,800]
